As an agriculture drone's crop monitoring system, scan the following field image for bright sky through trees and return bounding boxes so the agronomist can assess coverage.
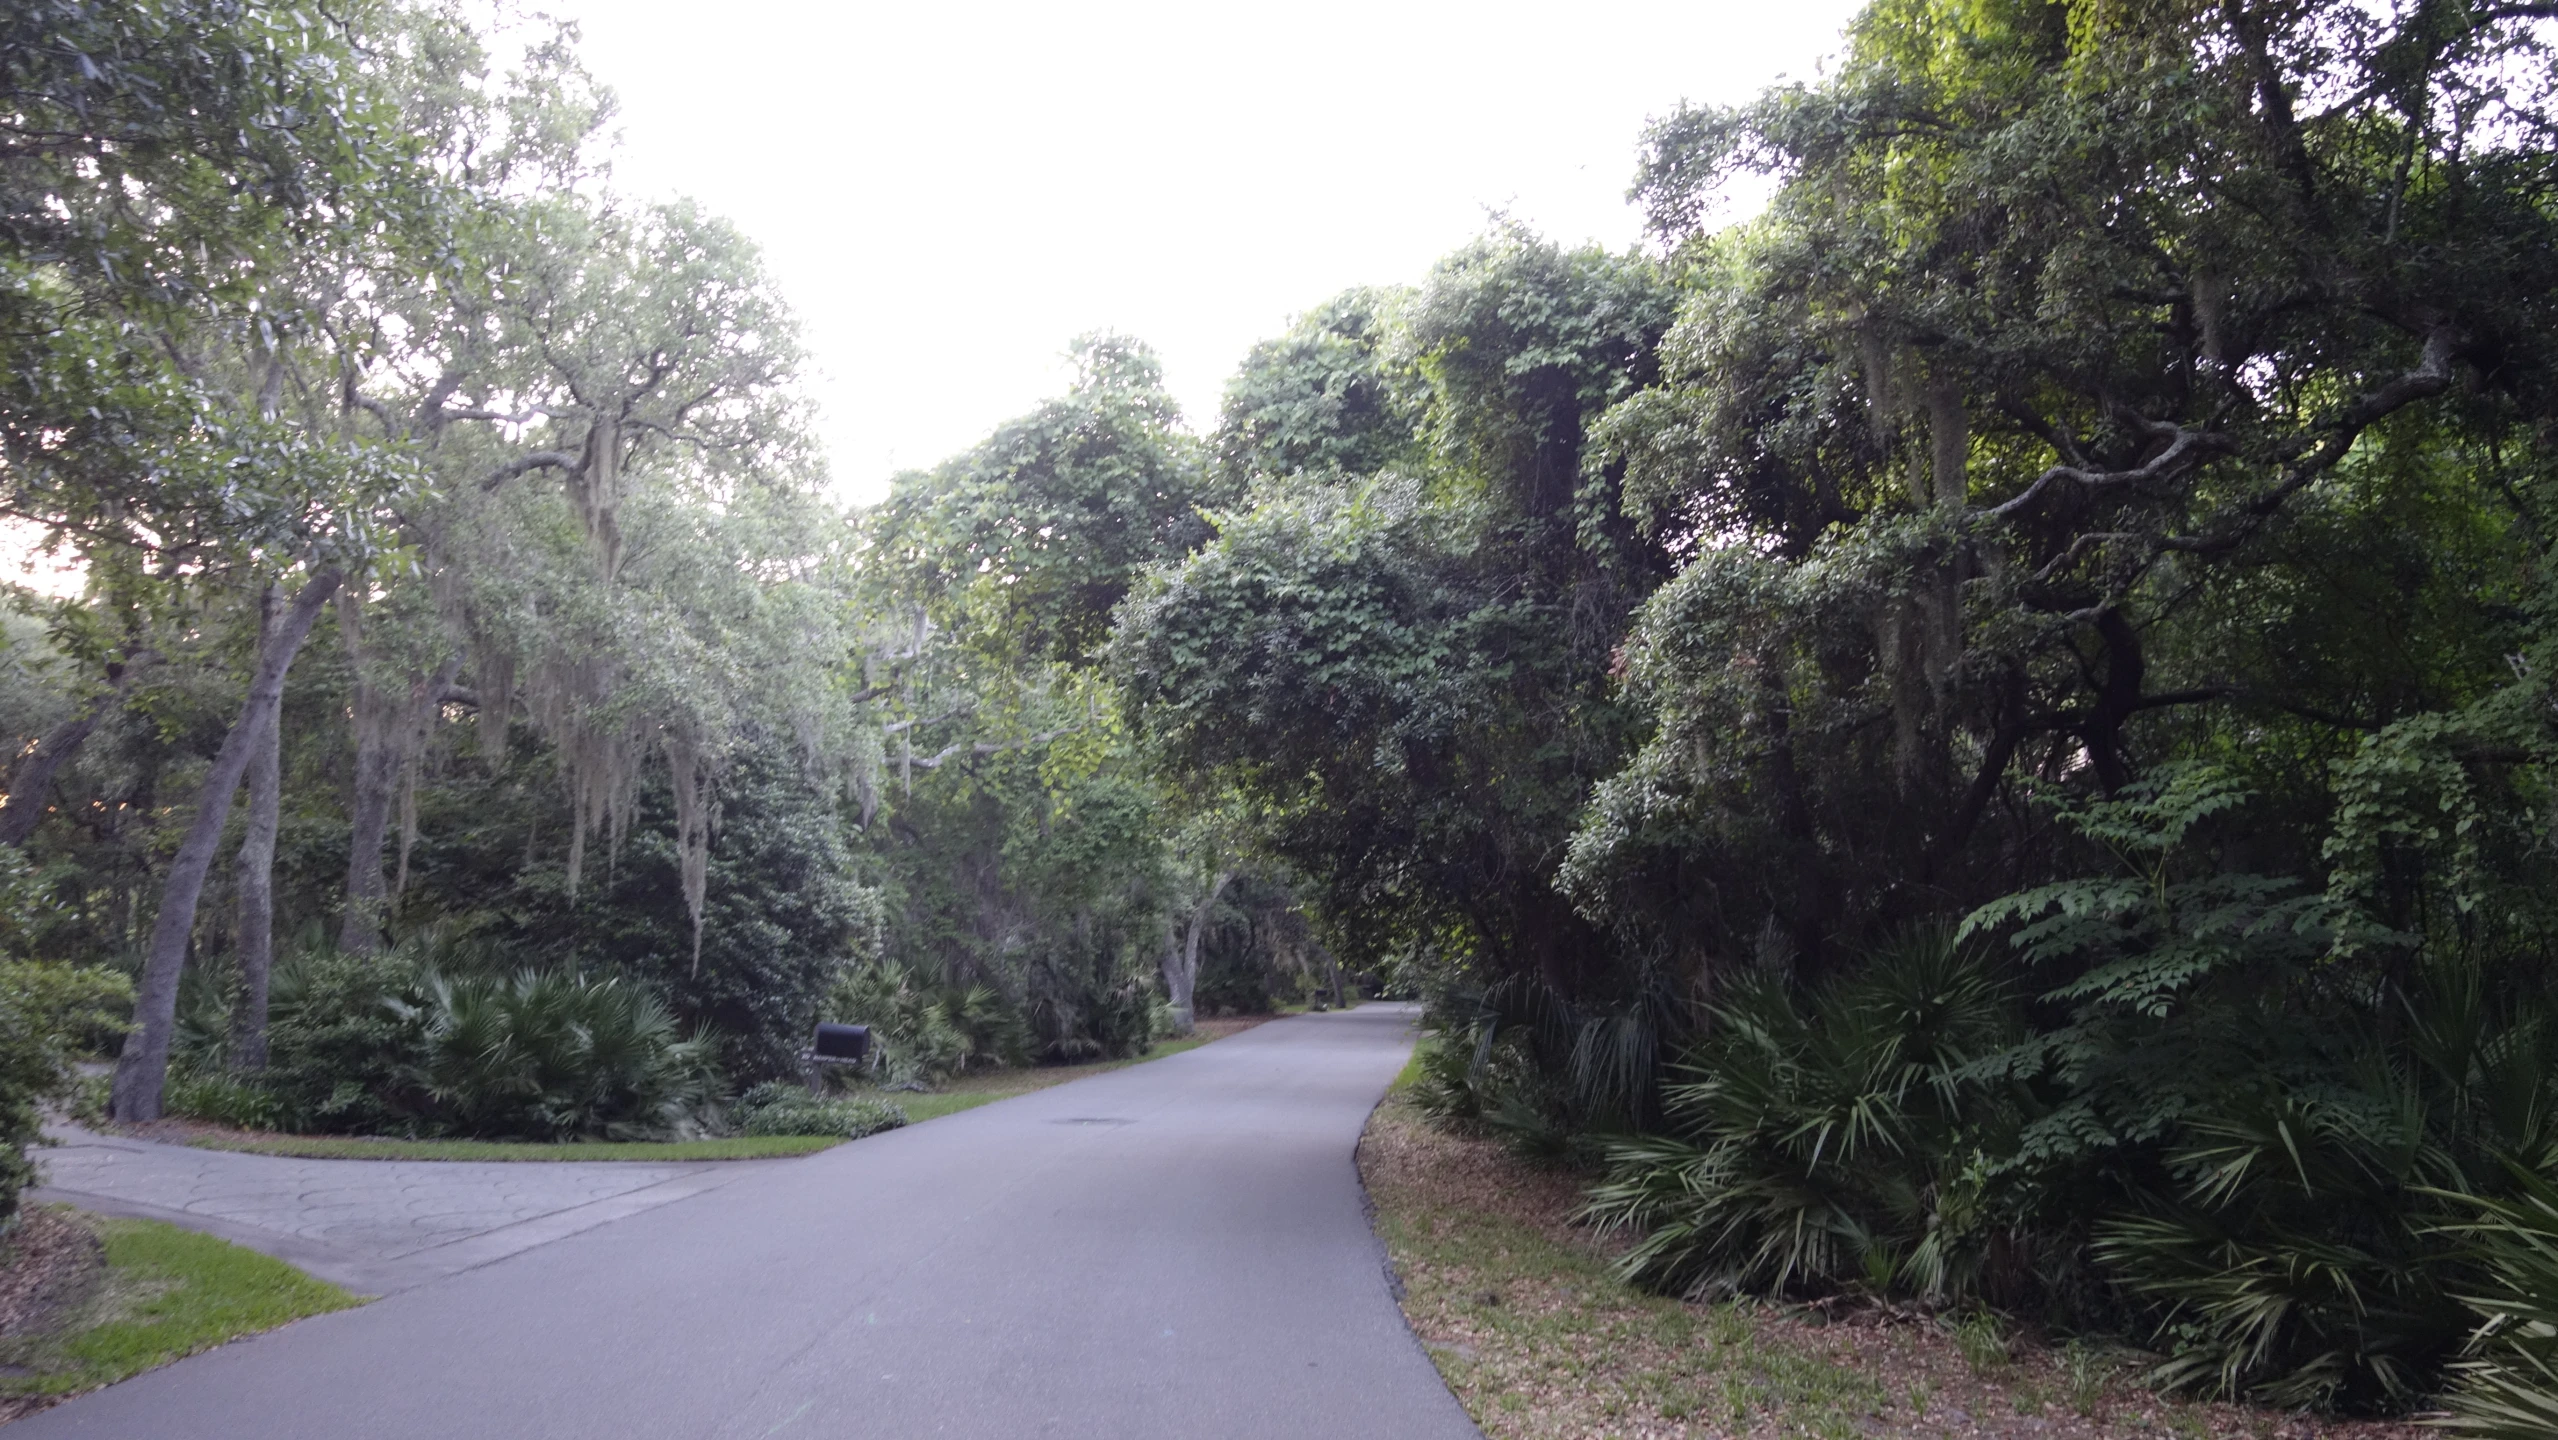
[553,0,1865,503]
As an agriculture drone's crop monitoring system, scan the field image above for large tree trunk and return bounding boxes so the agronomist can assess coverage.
[228,588,282,1071]
[0,657,147,846]
[1160,870,1233,1034]
[112,570,341,1122]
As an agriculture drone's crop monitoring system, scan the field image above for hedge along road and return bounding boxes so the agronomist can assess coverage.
[19,1004,1482,1440]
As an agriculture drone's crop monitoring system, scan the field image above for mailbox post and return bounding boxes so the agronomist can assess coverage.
[799,1022,872,1094]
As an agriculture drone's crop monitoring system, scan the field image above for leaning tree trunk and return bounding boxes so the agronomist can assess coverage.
[112,569,342,1122]
[1160,870,1233,1034]
[0,658,145,846]
[229,588,283,1071]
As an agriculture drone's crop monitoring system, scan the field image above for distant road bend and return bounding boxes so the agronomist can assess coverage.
[21,1004,1482,1440]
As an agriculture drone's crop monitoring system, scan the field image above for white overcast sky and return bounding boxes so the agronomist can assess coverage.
[552,1,1867,506]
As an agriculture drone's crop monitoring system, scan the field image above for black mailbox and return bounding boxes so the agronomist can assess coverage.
[812,1022,871,1062]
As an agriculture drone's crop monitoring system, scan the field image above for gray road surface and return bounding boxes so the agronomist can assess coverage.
[33,1129,770,1295]
[19,1004,1480,1440]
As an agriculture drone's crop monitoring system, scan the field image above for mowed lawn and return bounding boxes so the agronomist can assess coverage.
[2,1211,363,1418]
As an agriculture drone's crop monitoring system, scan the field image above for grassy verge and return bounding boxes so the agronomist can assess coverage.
[1363,1096,1885,1439]
[1,1212,361,1409]
[183,1133,843,1162]
[894,1033,1222,1123]
[1359,1094,2421,1440]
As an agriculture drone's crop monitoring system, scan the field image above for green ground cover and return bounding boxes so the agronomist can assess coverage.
[894,1034,1218,1122]
[184,1134,843,1162]
[1362,1097,1883,1439]
[1360,1093,2414,1440]
[177,1030,1232,1157]
[1,1214,362,1404]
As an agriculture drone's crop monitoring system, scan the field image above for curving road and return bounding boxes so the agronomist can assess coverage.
[19,1004,1481,1440]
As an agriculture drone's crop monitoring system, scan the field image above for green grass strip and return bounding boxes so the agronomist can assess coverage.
[3,1216,364,1398]
[897,1034,1220,1122]
[185,1133,843,1162]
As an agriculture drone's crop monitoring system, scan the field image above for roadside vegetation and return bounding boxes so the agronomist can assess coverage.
[1363,1092,2427,1440]
[0,0,1341,1200]
[1103,0,2558,1428]
[170,1132,846,1163]
[116,1011,1259,1154]
[6,0,2558,1432]
[0,1208,360,1423]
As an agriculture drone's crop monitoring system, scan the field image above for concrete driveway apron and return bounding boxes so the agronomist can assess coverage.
[32,1129,764,1295]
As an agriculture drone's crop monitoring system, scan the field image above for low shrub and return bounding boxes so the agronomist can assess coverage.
[396,969,722,1140]
[1581,933,2013,1304]
[167,932,727,1141]
[1574,775,2558,1414]
[0,958,130,1223]
[730,1081,907,1139]
[165,1071,293,1132]
[1024,933,1159,1064]
[1405,1035,1483,1126]
[825,962,1019,1085]
[2432,1167,2558,1439]
[231,936,432,1134]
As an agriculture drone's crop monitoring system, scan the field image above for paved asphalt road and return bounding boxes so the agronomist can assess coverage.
[20,1004,1481,1440]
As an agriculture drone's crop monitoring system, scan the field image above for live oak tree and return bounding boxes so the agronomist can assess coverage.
[1562,0,2558,971]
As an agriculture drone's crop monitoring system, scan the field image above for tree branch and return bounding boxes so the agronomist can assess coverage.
[1982,423,2237,522]
[2164,325,2459,553]
[903,726,1079,771]
[441,405,551,426]
[479,451,578,491]
[882,704,972,736]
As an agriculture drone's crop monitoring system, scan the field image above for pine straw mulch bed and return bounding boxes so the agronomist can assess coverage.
[1357,1097,2427,1440]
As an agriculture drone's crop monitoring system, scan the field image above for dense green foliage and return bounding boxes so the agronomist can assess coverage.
[163,933,720,1140]
[0,5,1324,1157]
[1107,0,2558,1415]
[729,1082,908,1141]
[14,0,2557,1417]
[0,955,129,1223]
[2439,1171,2558,1438]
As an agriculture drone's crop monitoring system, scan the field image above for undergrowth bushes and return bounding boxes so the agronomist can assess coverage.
[1569,935,2558,1412]
[824,961,1023,1085]
[0,958,129,1223]
[1582,934,2018,1306]
[166,931,722,1141]
[2438,1169,2558,1438]
[1456,774,2558,1416]
[0,847,130,1223]
[158,935,1177,1144]
[396,970,720,1140]
[730,1081,908,1139]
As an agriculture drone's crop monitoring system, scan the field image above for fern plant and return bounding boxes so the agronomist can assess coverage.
[396,969,722,1140]
[1962,766,2558,1409]
[1581,932,2013,1302]
[2437,1163,2558,1439]
[827,961,1026,1085]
